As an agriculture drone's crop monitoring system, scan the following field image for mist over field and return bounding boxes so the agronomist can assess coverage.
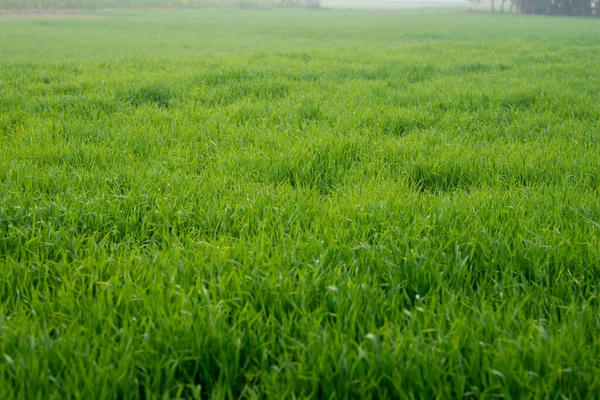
[1,2,599,399]
[323,0,469,8]
[0,0,493,11]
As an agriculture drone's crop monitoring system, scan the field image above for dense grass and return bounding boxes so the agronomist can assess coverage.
[1,9,600,399]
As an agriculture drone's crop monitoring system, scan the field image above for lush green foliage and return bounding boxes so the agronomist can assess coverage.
[1,9,600,399]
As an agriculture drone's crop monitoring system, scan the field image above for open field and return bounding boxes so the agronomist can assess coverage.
[1,8,600,399]
[0,9,101,20]
[0,0,247,11]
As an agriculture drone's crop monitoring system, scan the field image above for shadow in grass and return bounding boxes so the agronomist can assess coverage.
[333,64,438,84]
[357,109,436,137]
[500,92,539,110]
[406,163,477,194]
[211,82,289,106]
[380,111,436,137]
[406,64,438,84]
[119,83,174,108]
[264,140,364,196]
[453,62,511,75]
[0,110,26,138]
[297,98,323,124]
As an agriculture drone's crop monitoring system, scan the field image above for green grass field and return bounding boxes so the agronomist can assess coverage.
[1,8,600,399]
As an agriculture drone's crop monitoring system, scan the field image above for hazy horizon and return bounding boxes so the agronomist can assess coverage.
[322,0,472,8]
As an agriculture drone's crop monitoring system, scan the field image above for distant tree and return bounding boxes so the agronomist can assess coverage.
[519,0,597,16]
[466,0,596,15]
[465,0,483,10]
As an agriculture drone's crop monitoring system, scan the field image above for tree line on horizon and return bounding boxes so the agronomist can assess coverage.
[522,0,599,16]
[476,0,599,16]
